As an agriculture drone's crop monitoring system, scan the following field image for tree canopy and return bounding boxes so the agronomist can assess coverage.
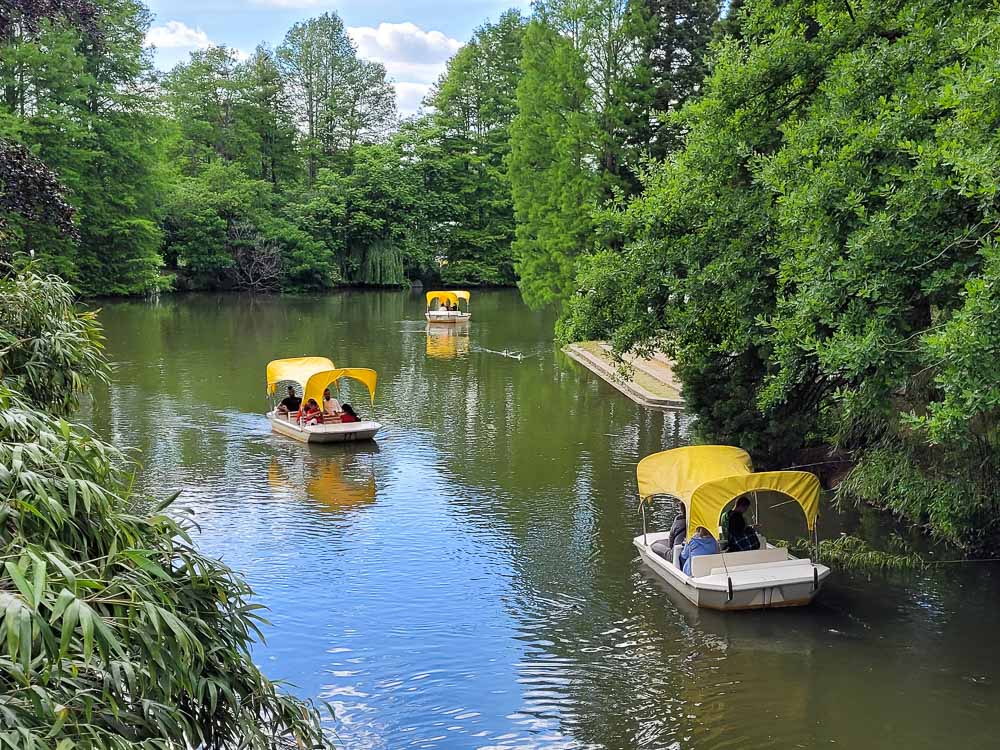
[560,0,1000,552]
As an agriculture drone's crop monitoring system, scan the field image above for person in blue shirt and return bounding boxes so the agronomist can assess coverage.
[680,526,721,576]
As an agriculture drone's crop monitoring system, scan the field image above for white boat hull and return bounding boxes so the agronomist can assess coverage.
[634,532,830,611]
[425,311,471,323]
[268,413,381,443]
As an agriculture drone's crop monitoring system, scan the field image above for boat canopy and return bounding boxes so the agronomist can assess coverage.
[426,290,470,308]
[266,357,335,395]
[303,368,378,407]
[637,445,820,541]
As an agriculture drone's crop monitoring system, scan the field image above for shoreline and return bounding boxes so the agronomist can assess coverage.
[563,341,685,410]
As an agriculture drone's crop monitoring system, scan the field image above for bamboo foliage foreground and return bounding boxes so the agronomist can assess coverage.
[0,272,332,748]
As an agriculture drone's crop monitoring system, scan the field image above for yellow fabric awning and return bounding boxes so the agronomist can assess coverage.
[636,446,820,540]
[426,290,471,308]
[303,368,378,407]
[266,357,335,394]
[637,445,753,502]
[687,471,820,540]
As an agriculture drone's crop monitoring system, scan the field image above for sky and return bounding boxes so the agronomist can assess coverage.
[143,1,531,116]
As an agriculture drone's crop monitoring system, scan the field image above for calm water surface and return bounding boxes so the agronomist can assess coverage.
[85,290,1000,749]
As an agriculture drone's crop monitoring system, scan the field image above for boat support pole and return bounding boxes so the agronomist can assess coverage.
[640,499,648,546]
[814,522,820,563]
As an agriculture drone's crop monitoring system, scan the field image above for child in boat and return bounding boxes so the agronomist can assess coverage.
[679,526,720,576]
[340,404,360,423]
[300,399,322,425]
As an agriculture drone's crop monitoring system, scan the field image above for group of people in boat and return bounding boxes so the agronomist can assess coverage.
[659,495,761,575]
[436,301,461,312]
[276,385,361,426]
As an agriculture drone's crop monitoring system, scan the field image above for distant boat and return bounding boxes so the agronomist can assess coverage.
[265,357,381,443]
[425,290,471,322]
[633,445,830,610]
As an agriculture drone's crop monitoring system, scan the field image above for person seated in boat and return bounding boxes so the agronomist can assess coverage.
[340,403,360,423]
[651,510,686,564]
[323,388,343,421]
[277,386,301,417]
[300,398,322,426]
[723,496,761,552]
[679,526,720,576]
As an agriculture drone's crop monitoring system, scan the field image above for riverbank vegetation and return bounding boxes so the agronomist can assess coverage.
[558,0,1000,554]
[0,269,333,745]
[3,0,998,552]
[0,5,333,742]
[0,1,535,293]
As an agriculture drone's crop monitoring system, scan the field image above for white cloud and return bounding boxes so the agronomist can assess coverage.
[348,23,462,117]
[348,22,462,65]
[395,82,433,117]
[145,20,213,51]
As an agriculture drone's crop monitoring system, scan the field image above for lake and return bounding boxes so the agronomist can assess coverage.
[84,289,1000,749]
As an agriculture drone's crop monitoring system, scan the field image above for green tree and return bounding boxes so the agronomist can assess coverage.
[0,0,165,295]
[277,13,395,179]
[562,0,1000,552]
[425,10,526,286]
[509,18,598,307]
[624,0,722,162]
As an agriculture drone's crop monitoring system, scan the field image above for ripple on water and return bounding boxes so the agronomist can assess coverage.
[86,292,1000,750]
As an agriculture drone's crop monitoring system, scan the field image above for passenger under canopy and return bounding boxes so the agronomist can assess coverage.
[426,290,470,309]
[303,368,378,407]
[266,356,336,395]
[636,445,820,541]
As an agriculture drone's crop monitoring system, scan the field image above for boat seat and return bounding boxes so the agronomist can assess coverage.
[689,547,789,578]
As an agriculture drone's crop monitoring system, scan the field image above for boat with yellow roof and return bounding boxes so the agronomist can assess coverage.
[634,445,830,610]
[265,357,381,443]
[425,290,471,322]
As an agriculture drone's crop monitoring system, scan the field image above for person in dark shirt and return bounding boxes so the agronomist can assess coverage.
[652,509,688,567]
[277,386,301,416]
[724,496,760,552]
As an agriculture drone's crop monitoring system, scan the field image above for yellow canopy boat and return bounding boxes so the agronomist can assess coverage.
[633,445,829,611]
[266,356,381,443]
[425,290,471,322]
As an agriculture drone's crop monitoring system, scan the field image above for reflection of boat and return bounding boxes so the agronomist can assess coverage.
[265,357,381,443]
[268,443,378,510]
[426,321,470,359]
[633,446,830,611]
[425,290,471,322]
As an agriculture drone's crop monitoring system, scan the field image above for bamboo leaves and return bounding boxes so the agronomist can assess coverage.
[0,271,331,748]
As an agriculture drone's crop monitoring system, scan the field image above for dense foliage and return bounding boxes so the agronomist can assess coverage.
[509,0,723,306]
[0,271,333,747]
[560,0,1000,552]
[0,0,725,295]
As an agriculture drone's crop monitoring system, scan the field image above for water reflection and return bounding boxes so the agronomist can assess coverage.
[83,290,1000,750]
[426,321,471,360]
[268,443,379,512]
